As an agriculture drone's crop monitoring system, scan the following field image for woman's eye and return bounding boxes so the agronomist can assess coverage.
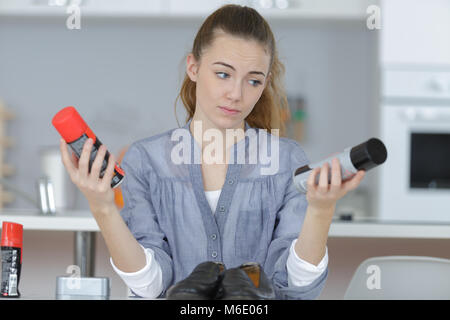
[249,79,262,87]
[215,72,261,87]
[216,72,229,79]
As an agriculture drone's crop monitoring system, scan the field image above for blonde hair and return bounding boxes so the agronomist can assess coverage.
[175,4,288,136]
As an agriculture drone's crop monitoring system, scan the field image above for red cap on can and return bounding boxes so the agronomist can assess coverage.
[1,221,23,248]
[52,106,88,143]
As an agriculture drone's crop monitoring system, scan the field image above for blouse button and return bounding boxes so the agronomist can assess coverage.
[219,206,225,212]
[228,179,234,185]
[211,234,217,240]
[211,251,218,258]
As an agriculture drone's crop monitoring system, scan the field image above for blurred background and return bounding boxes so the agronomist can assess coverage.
[0,0,449,300]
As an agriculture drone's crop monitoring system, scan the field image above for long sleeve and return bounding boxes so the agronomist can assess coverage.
[110,244,163,298]
[119,142,174,297]
[263,139,328,300]
[286,239,328,287]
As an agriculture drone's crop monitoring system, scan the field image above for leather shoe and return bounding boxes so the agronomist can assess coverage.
[219,262,275,300]
[166,261,225,300]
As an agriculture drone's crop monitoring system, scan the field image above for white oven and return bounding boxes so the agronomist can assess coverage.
[378,68,450,222]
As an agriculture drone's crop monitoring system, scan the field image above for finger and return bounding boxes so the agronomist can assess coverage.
[329,158,342,192]
[71,151,79,169]
[89,144,107,182]
[60,138,76,175]
[343,170,365,192]
[307,167,320,192]
[79,138,94,178]
[317,162,330,193]
[100,152,116,189]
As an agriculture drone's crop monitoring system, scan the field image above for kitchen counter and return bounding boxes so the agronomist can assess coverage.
[2,209,450,239]
[0,209,100,277]
[0,208,98,231]
[329,217,450,239]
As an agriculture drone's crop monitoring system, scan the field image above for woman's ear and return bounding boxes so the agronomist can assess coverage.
[186,53,199,82]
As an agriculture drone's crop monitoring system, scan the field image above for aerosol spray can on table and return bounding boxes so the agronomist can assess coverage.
[52,106,125,189]
[293,138,388,193]
[1,221,23,298]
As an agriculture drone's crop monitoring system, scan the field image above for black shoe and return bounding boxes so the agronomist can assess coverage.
[220,262,275,300]
[166,261,226,300]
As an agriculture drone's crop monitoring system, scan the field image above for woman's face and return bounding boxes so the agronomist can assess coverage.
[186,32,271,131]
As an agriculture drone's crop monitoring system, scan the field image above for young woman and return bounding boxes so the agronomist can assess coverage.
[59,5,365,300]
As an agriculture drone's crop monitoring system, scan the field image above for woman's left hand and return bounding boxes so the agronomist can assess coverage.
[306,157,365,218]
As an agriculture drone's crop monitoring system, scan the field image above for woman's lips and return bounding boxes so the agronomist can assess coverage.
[218,106,240,115]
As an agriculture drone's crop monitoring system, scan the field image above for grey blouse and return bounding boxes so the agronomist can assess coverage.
[119,119,328,299]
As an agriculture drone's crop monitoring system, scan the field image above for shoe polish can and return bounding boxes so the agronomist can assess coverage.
[1,222,23,298]
[52,106,125,189]
[293,138,387,193]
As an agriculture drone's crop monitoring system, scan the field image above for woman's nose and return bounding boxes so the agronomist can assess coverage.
[226,80,243,102]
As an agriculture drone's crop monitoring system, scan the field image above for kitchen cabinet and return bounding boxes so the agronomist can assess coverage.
[0,0,165,17]
[0,0,377,20]
[380,0,450,66]
[169,0,377,20]
[249,0,377,20]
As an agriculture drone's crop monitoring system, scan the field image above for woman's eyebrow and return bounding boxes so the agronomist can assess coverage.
[212,61,266,77]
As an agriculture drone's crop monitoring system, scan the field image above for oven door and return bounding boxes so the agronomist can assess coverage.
[379,105,450,222]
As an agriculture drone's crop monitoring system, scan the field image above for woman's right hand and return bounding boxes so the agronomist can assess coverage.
[59,137,117,216]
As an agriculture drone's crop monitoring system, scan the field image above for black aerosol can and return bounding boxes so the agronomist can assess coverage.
[293,138,388,193]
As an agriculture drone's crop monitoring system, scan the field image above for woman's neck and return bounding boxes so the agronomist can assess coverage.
[189,118,246,165]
